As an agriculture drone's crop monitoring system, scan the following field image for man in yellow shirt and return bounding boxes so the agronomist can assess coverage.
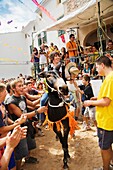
[84,56,113,170]
[66,34,77,63]
[49,42,54,54]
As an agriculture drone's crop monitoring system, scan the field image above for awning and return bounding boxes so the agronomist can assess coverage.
[45,0,113,31]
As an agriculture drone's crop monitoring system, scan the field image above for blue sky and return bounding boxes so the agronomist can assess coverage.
[0,0,42,33]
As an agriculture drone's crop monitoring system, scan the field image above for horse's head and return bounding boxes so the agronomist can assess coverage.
[39,71,68,96]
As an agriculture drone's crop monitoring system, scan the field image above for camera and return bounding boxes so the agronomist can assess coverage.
[34,51,38,55]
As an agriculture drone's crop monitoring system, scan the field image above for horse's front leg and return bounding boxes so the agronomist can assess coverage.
[62,117,70,169]
[53,122,68,169]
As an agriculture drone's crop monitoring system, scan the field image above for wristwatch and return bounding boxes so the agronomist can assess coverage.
[35,110,39,115]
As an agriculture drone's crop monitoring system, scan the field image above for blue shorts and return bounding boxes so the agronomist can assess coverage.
[69,57,76,63]
[69,57,79,63]
[97,127,113,150]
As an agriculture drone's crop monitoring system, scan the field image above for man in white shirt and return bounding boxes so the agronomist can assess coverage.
[39,44,47,71]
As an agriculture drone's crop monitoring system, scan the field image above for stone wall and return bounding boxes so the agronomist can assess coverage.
[64,0,91,14]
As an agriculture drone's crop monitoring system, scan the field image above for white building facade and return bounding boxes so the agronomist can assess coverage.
[0,0,113,79]
[23,0,113,51]
[22,0,70,51]
[0,32,32,79]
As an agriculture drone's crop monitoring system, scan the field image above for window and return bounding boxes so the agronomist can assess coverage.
[38,31,47,46]
[30,45,32,54]
[25,34,27,39]
[57,0,61,4]
[57,15,64,21]
[39,12,42,18]
[43,31,47,44]
[38,34,41,46]
[33,26,36,31]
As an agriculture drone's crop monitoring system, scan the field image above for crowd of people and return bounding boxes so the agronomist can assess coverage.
[31,35,113,80]
[0,35,113,170]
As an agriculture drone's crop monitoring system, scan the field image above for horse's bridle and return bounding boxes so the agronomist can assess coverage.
[45,71,62,94]
[46,71,69,108]
[45,80,57,93]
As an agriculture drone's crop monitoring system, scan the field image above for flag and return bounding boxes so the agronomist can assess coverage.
[7,20,13,24]
[60,34,65,43]
[32,0,56,22]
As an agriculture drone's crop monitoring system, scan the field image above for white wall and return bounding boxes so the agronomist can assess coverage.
[33,0,66,49]
[0,32,32,79]
[77,79,102,97]
[0,64,32,80]
[23,0,70,51]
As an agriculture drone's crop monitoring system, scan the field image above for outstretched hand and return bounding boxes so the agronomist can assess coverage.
[21,126,27,139]
[37,106,48,114]
[15,114,27,124]
[6,125,27,150]
[83,100,92,107]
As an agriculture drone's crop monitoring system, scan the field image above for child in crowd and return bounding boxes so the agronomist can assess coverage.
[82,63,91,76]
[37,82,45,96]
[78,75,96,131]
[37,81,46,127]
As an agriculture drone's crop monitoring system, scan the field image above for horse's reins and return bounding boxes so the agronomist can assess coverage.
[46,81,57,92]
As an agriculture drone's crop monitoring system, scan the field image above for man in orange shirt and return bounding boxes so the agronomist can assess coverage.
[66,34,77,63]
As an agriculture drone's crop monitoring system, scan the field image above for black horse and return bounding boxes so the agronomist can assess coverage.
[40,70,71,169]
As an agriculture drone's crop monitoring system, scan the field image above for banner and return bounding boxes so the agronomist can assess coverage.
[32,0,56,22]
[7,20,13,24]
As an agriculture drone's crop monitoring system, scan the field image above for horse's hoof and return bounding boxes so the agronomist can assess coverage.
[63,164,69,170]
[66,153,71,163]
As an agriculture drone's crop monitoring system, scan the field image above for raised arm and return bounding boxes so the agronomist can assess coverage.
[0,114,27,135]
[0,126,25,170]
[84,97,111,107]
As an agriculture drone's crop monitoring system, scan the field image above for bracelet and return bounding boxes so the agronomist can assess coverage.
[35,110,39,115]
